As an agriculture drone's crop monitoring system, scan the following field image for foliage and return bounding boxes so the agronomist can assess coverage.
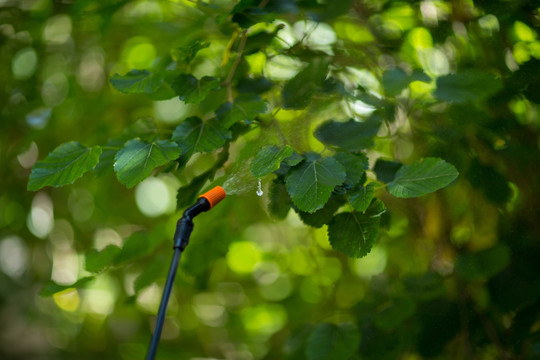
[2,0,540,359]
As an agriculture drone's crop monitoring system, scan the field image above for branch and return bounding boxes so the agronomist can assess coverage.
[224,29,248,103]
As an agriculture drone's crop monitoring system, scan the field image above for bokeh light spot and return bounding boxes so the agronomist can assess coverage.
[226,241,262,274]
[12,47,37,80]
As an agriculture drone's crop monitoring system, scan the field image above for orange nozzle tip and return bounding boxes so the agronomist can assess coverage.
[199,186,226,209]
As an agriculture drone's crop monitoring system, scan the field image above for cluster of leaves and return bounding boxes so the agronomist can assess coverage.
[5,0,540,359]
[28,2,459,261]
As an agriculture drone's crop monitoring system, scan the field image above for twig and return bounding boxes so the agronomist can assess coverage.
[224,29,248,102]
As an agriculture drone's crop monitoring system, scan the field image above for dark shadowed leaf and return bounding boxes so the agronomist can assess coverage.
[170,74,219,104]
[114,139,181,188]
[296,195,343,228]
[373,296,416,331]
[134,256,168,293]
[314,118,381,152]
[282,58,329,109]
[285,157,346,213]
[172,117,231,164]
[236,77,273,93]
[373,159,402,183]
[333,152,369,185]
[110,70,164,94]
[216,94,267,128]
[455,244,510,281]
[434,70,502,103]
[328,210,381,258]
[387,158,459,198]
[28,142,102,191]
[268,179,291,219]
[348,183,375,212]
[305,322,360,360]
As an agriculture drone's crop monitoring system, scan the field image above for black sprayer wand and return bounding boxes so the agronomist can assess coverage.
[145,186,226,360]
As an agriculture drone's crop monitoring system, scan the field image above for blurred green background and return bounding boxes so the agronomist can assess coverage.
[1,0,540,359]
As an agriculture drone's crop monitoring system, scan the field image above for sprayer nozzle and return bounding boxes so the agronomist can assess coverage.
[199,186,226,209]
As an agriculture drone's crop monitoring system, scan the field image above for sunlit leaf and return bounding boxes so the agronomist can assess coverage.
[95,118,158,175]
[285,156,346,213]
[170,74,219,104]
[306,322,360,360]
[387,157,459,198]
[114,139,181,188]
[250,145,293,177]
[28,142,101,191]
[110,70,164,94]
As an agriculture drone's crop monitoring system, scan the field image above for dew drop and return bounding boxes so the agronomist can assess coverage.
[256,179,263,197]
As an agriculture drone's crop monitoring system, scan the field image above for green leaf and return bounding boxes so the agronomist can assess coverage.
[134,256,168,293]
[170,40,210,64]
[114,139,181,188]
[314,118,381,152]
[95,118,158,175]
[282,58,329,109]
[268,179,291,219]
[305,322,360,360]
[216,94,267,129]
[28,142,102,191]
[328,211,381,258]
[85,245,121,273]
[170,74,219,104]
[40,277,95,297]
[373,159,402,183]
[434,70,502,103]
[110,70,164,94]
[455,244,510,281]
[114,228,167,266]
[387,158,459,198]
[382,68,430,97]
[296,196,343,228]
[333,152,369,185]
[250,145,293,177]
[373,296,416,331]
[172,117,231,163]
[236,77,273,93]
[348,183,375,212]
[285,157,346,213]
